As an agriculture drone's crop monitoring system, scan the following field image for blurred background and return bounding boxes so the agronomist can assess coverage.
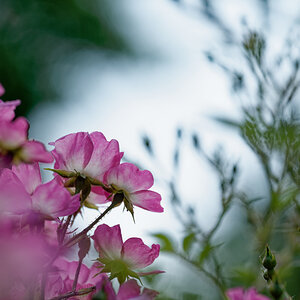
[1,0,299,299]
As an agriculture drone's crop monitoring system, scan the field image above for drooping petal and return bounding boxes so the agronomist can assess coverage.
[84,132,123,180]
[12,163,42,195]
[130,191,163,213]
[122,238,160,269]
[31,179,80,219]
[92,224,123,260]
[105,163,154,193]
[0,117,28,149]
[117,279,141,300]
[0,168,32,214]
[19,140,54,163]
[51,132,93,172]
[0,99,21,122]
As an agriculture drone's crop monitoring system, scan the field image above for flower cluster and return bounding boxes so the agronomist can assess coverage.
[0,86,163,300]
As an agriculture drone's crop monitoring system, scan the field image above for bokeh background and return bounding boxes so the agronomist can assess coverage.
[1,0,299,298]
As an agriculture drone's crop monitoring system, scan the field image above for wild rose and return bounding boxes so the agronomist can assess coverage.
[49,131,123,206]
[226,287,270,300]
[104,163,163,217]
[92,224,162,284]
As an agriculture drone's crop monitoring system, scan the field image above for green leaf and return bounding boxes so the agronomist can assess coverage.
[183,232,195,253]
[152,233,175,252]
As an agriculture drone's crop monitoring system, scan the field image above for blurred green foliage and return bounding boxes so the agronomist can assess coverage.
[0,0,130,116]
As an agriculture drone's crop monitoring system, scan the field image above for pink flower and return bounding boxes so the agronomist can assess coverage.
[104,163,163,214]
[50,132,123,206]
[47,258,107,300]
[0,110,53,168]
[92,224,162,284]
[1,163,80,222]
[0,83,4,97]
[226,287,270,300]
[51,132,123,181]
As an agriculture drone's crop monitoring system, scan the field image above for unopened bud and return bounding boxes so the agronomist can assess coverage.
[270,279,283,300]
[263,246,276,270]
[263,269,274,281]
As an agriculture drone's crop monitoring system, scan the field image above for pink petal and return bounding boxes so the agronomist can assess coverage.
[84,132,123,180]
[0,117,28,149]
[137,288,160,300]
[245,288,270,300]
[92,224,123,260]
[0,168,32,214]
[0,99,21,122]
[226,288,245,300]
[51,132,93,172]
[12,162,42,194]
[31,179,80,218]
[20,140,54,163]
[117,280,141,300]
[0,84,4,97]
[122,238,160,269]
[130,191,163,213]
[105,163,154,193]
[87,186,111,205]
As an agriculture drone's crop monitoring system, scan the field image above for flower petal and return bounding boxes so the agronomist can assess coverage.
[12,163,42,195]
[84,131,123,180]
[0,99,21,122]
[130,191,163,213]
[20,140,54,164]
[117,279,141,300]
[122,238,160,269]
[92,224,123,260]
[0,168,32,214]
[105,163,154,193]
[31,179,80,218]
[0,84,4,97]
[51,132,93,172]
[0,117,28,149]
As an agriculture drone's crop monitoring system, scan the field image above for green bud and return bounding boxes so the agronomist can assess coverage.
[263,246,276,270]
[270,279,283,300]
[75,176,85,194]
[263,269,274,281]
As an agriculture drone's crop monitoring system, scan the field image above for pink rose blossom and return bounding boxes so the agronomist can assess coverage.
[226,287,270,300]
[51,132,123,181]
[92,224,162,284]
[104,163,163,214]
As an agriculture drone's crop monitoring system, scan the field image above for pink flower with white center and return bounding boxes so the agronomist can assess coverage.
[226,287,270,300]
[92,224,162,284]
[1,163,80,222]
[104,163,163,216]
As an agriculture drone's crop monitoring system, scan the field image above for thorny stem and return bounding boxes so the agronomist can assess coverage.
[64,201,116,248]
[48,286,96,300]
[72,258,83,292]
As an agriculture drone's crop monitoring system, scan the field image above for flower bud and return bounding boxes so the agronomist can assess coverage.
[263,246,276,270]
[270,279,283,300]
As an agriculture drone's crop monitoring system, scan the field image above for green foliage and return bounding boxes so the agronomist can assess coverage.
[0,0,130,116]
